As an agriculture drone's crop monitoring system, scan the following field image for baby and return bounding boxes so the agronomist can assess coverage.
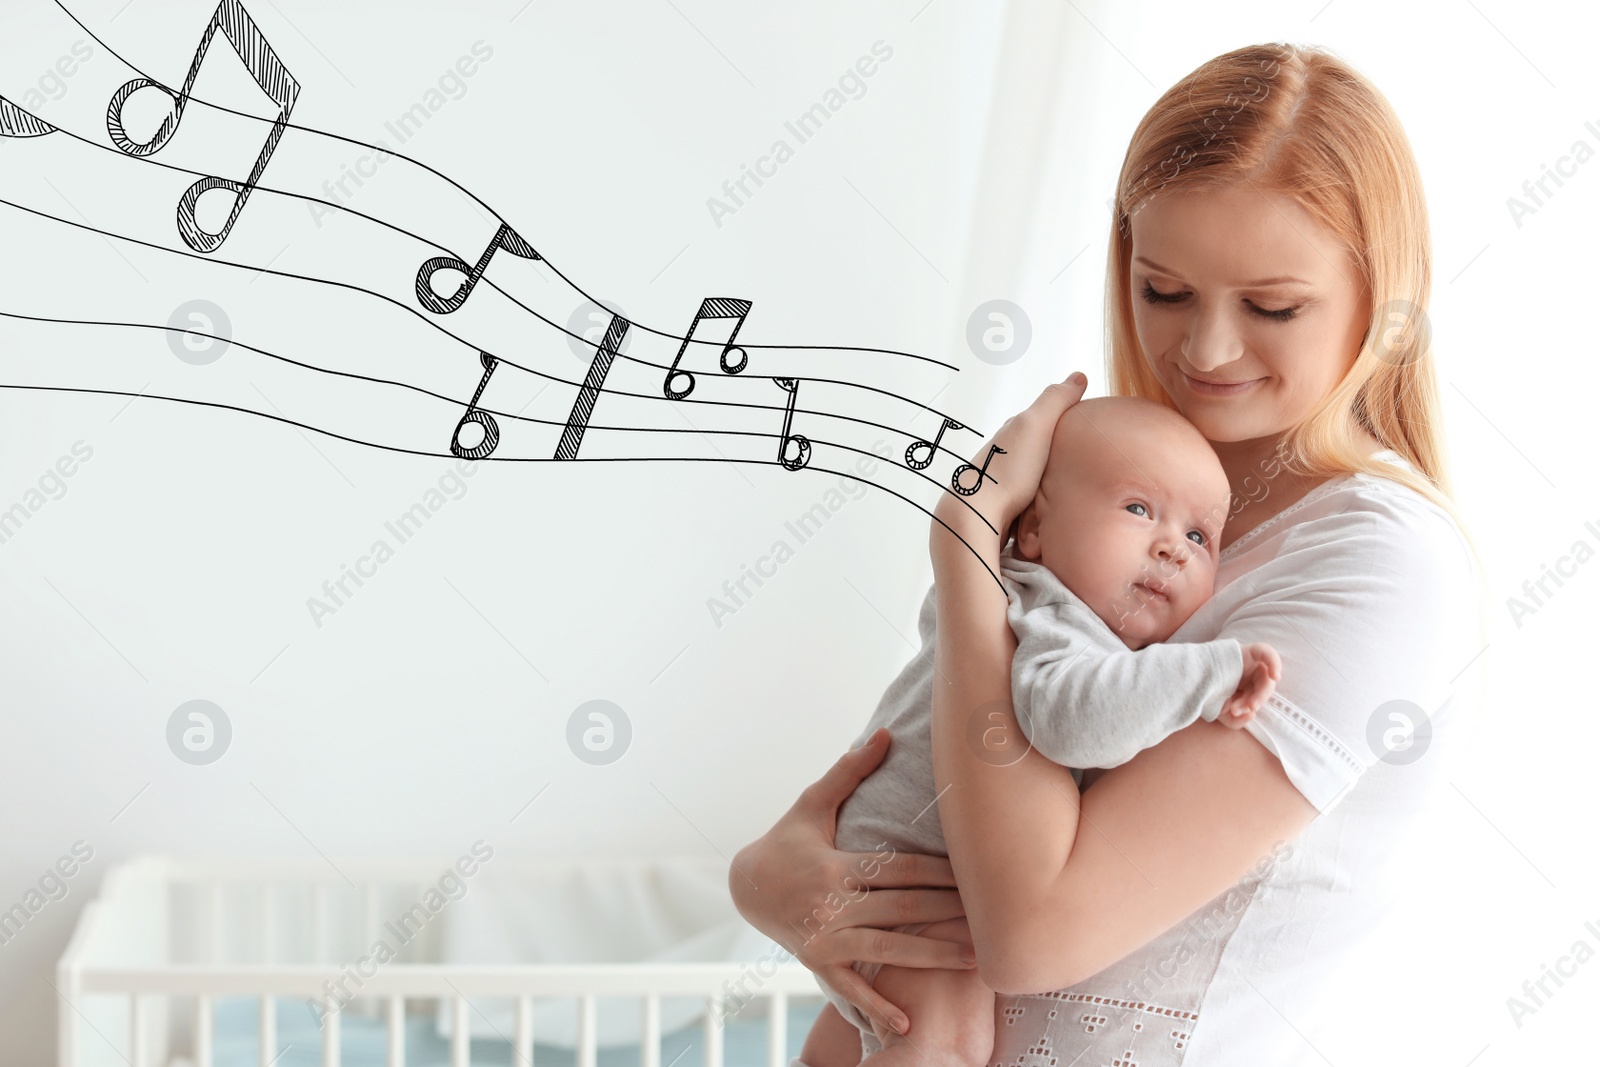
[804,396,1281,1067]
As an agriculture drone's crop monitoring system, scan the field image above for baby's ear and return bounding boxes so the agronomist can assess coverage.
[1014,502,1043,559]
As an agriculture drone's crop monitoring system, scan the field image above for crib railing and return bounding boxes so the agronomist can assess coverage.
[68,965,816,1067]
[58,856,823,1067]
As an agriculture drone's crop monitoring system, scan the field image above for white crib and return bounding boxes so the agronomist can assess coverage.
[57,855,824,1067]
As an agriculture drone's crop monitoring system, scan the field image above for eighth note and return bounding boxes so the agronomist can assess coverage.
[662,297,753,400]
[906,416,965,470]
[951,444,1005,496]
[416,222,541,315]
[105,0,302,254]
[774,378,811,472]
[451,352,501,460]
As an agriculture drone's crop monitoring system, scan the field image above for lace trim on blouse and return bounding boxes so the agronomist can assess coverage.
[996,992,1201,1060]
[1265,690,1364,778]
[1219,449,1410,562]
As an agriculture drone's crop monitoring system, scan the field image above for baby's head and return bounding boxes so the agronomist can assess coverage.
[1013,396,1231,650]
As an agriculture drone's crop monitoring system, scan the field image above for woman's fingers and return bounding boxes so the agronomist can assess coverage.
[1031,372,1089,419]
[823,965,911,1039]
[860,851,960,889]
[837,922,978,971]
[859,886,967,926]
[1016,374,1089,435]
[945,372,1089,529]
[798,728,891,821]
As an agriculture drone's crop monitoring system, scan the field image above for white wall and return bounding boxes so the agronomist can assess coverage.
[0,0,1016,1060]
[1,0,1596,1063]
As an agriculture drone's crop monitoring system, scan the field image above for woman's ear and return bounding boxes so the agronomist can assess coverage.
[1014,502,1043,560]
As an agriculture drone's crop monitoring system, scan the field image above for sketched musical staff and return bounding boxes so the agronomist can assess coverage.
[0,0,1014,592]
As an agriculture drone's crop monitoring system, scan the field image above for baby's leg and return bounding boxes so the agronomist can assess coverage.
[800,1002,870,1067]
[859,918,994,1067]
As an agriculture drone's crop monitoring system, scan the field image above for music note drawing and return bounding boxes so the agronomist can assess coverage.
[662,297,752,400]
[105,0,302,254]
[774,378,811,472]
[951,444,1004,496]
[451,352,501,460]
[416,222,541,315]
[906,416,964,470]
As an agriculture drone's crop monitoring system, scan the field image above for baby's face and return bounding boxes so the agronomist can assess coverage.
[1014,400,1231,650]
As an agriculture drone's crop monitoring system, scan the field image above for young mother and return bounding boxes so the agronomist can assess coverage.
[731,42,1486,1064]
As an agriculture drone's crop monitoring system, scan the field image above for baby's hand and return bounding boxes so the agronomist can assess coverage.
[1219,642,1281,727]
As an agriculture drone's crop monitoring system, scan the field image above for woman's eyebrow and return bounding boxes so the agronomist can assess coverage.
[1133,255,1312,288]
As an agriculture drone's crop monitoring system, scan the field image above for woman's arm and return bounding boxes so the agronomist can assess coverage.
[927,378,1317,995]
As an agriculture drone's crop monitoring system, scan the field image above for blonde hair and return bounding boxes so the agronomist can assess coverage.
[1104,42,1460,526]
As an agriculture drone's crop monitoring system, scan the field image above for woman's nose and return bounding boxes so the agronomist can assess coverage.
[1180,307,1244,372]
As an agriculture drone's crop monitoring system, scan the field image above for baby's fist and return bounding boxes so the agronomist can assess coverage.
[1220,642,1281,726]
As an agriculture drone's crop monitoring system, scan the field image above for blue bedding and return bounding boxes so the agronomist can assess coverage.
[210,995,826,1066]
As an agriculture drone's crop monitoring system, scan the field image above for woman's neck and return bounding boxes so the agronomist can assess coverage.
[1211,430,1383,551]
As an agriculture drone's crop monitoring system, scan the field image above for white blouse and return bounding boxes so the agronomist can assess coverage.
[985,452,1487,1065]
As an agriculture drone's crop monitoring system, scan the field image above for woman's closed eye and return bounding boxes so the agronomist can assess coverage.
[1138,280,1300,322]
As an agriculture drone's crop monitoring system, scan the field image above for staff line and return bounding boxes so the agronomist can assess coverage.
[0,194,981,470]
[0,308,1000,531]
[40,1,962,364]
[0,304,982,496]
[0,380,1005,591]
[2,103,957,370]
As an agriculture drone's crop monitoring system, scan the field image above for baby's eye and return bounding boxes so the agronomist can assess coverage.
[1187,530,1206,546]
[1125,503,1149,517]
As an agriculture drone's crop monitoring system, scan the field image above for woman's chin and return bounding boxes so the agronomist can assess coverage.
[1167,403,1269,443]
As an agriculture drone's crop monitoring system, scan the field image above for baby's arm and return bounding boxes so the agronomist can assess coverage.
[1012,603,1275,768]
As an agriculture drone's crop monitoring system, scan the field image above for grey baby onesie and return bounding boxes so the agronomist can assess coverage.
[820,542,1243,1041]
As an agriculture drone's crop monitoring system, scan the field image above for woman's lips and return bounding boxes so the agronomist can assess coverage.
[1181,371,1263,397]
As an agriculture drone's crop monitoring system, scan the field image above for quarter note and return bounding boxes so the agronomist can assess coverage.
[774,377,811,471]
[555,314,630,460]
[906,416,964,470]
[451,352,501,460]
[416,222,541,314]
[951,444,1005,496]
[662,297,753,400]
[106,0,302,254]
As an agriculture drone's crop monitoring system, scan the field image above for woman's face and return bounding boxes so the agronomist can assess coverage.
[1127,183,1373,444]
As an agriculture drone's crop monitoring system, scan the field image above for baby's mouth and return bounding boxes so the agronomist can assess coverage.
[1135,581,1170,603]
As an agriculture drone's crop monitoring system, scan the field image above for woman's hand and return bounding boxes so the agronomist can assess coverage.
[729,727,974,1037]
[932,372,1089,545]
